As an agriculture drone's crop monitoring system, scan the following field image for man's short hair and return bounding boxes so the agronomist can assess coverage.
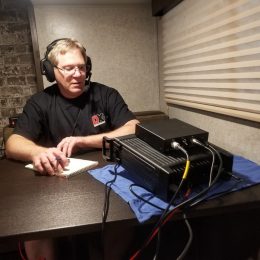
[48,38,87,66]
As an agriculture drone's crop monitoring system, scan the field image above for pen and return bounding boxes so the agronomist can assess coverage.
[55,157,70,163]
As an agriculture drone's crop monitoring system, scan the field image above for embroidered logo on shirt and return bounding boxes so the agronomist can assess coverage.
[92,113,106,127]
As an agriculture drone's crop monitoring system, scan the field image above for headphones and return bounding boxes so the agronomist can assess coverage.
[40,38,92,83]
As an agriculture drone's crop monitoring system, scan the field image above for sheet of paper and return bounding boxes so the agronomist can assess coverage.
[25,158,99,178]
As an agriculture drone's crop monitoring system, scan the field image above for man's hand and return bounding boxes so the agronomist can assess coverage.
[32,148,69,176]
[56,119,139,156]
[57,136,83,157]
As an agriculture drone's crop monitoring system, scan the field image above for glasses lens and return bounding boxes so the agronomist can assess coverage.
[58,65,86,75]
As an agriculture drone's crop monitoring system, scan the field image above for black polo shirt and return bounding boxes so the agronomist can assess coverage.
[14,82,136,147]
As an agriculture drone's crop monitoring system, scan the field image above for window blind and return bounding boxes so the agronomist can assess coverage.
[161,0,260,122]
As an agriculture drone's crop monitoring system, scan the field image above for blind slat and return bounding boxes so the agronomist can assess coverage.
[163,34,260,60]
[165,99,260,122]
[164,82,260,90]
[164,72,260,80]
[165,88,260,101]
[164,60,260,74]
[162,0,260,123]
[163,0,258,48]
[164,46,260,67]
[165,94,260,113]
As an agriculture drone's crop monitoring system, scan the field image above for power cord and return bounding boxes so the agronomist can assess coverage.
[18,241,27,260]
[129,184,165,211]
[152,142,191,260]
[176,213,193,260]
[191,138,215,186]
[101,163,120,260]
[130,142,191,260]
[130,140,224,260]
[190,140,223,207]
[161,143,223,219]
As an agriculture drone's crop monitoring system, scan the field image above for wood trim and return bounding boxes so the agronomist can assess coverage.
[27,2,44,91]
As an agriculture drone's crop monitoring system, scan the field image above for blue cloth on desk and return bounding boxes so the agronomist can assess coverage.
[88,156,260,223]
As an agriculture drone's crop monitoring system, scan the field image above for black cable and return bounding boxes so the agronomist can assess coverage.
[71,108,81,136]
[150,154,222,260]
[191,138,215,186]
[174,142,218,260]
[151,178,186,260]
[164,144,223,217]
[153,228,161,260]
[151,142,190,260]
[102,163,119,225]
[155,142,191,231]
[131,142,190,260]
[129,180,185,260]
[162,145,223,216]
[190,143,223,207]
[101,163,119,260]
[129,184,165,211]
[176,213,193,260]
[129,177,185,260]
[131,143,224,260]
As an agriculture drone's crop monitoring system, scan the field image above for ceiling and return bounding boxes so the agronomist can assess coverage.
[31,0,150,5]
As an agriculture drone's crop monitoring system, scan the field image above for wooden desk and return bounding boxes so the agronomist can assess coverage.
[0,150,259,258]
[0,151,137,242]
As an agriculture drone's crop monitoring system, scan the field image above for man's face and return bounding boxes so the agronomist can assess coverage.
[54,48,87,99]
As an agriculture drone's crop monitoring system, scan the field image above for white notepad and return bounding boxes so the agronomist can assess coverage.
[25,158,99,178]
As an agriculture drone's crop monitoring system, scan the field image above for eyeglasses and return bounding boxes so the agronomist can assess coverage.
[54,64,86,76]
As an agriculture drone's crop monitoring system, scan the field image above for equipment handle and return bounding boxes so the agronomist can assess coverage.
[102,136,114,162]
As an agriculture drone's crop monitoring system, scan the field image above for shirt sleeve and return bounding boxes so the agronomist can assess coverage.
[13,97,45,142]
[105,87,136,129]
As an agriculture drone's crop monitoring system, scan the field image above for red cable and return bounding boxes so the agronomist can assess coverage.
[129,208,180,260]
[18,241,46,260]
[18,241,27,260]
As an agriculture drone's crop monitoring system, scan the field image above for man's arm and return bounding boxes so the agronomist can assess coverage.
[6,119,139,174]
[57,119,139,157]
[6,134,69,175]
[6,134,47,161]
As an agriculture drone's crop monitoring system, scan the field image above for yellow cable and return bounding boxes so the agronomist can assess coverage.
[182,160,190,179]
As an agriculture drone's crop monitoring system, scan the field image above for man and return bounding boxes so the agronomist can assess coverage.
[6,38,139,260]
[6,38,139,175]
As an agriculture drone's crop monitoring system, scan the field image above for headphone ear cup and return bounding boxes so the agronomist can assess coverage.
[40,38,69,83]
[86,56,92,76]
[85,56,92,85]
[86,56,92,71]
[40,58,55,82]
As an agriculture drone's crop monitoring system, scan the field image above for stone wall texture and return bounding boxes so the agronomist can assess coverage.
[0,0,37,145]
